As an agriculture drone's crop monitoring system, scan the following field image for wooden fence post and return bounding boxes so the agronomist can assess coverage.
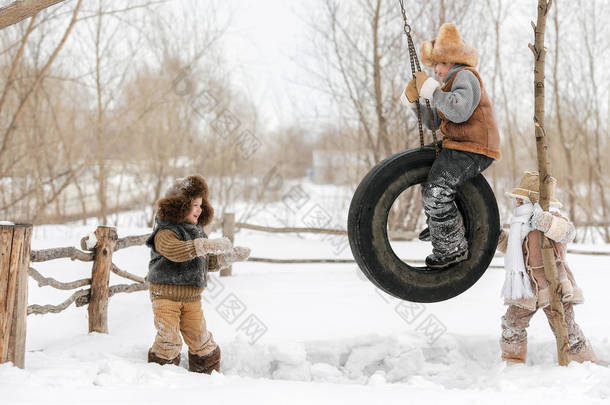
[220,213,235,277]
[0,223,32,369]
[88,226,117,333]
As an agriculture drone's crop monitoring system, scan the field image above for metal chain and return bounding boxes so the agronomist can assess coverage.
[398,0,439,156]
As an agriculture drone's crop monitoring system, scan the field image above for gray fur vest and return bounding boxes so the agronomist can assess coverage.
[145,218,208,288]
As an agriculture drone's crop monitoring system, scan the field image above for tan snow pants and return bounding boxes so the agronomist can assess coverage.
[150,298,217,361]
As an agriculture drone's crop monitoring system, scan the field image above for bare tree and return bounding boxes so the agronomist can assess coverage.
[0,0,81,221]
[578,0,609,241]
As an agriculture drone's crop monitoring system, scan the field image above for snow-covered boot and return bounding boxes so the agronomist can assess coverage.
[189,346,221,374]
[148,349,180,366]
[425,249,468,269]
[501,341,527,364]
[418,227,431,242]
[569,346,598,364]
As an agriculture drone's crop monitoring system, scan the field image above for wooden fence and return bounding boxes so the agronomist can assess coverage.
[28,227,148,323]
[0,224,31,369]
[1,214,608,369]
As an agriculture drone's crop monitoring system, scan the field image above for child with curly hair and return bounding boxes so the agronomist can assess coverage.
[145,175,249,373]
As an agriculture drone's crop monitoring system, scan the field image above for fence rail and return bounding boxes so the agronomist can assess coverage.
[22,216,610,316]
[27,228,149,319]
[235,221,610,260]
[30,246,93,262]
[23,217,610,317]
[2,214,609,369]
[236,222,346,235]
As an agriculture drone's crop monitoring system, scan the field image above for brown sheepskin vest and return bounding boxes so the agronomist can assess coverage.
[505,226,583,310]
[523,230,578,294]
[438,67,502,160]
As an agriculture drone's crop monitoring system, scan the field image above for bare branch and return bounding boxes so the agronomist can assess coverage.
[0,0,82,161]
[0,12,36,115]
[0,0,66,30]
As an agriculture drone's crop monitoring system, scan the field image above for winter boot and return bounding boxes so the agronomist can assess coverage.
[188,346,221,374]
[501,341,527,364]
[418,227,431,242]
[425,249,468,269]
[569,346,598,364]
[148,349,180,366]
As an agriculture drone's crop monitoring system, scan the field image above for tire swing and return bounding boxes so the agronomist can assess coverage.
[347,2,501,303]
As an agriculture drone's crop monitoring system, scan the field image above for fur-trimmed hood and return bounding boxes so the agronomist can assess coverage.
[420,23,478,68]
[155,175,214,226]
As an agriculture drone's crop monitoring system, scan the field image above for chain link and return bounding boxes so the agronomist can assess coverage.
[398,0,439,157]
[398,0,412,35]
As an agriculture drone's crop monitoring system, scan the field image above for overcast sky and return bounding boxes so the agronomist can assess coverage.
[218,0,326,133]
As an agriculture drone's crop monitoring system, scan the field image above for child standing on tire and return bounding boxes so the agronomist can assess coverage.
[146,175,250,373]
[401,23,501,268]
[496,171,601,365]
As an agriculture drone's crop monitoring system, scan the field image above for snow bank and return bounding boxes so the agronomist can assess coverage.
[1,220,608,404]
[2,329,608,404]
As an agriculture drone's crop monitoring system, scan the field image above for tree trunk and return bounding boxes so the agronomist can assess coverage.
[372,0,390,157]
[95,2,108,225]
[530,0,570,366]
[551,2,577,228]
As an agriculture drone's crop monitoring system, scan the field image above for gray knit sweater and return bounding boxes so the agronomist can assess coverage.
[417,64,481,130]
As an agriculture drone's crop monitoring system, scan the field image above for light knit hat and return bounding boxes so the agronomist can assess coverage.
[420,23,478,68]
[505,170,563,208]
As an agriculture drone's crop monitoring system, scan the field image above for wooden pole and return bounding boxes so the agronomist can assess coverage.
[88,226,117,334]
[0,223,32,369]
[530,0,570,366]
[220,213,235,277]
[8,224,31,369]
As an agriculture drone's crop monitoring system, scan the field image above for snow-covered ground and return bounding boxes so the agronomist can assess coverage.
[1,220,609,404]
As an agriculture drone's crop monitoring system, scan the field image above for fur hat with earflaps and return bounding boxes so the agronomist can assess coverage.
[155,175,214,226]
[505,170,563,208]
[420,23,478,68]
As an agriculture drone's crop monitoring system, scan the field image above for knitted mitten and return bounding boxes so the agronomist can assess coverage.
[194,237,232,256]
[530,203,576,244]
[529,203,553,232]
[230,246,251,262]
[216,246,251,271]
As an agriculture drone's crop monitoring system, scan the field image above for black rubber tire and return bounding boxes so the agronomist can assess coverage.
[348,146,500,303]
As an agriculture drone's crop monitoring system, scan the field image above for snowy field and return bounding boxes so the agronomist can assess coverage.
[1,220,609,404]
